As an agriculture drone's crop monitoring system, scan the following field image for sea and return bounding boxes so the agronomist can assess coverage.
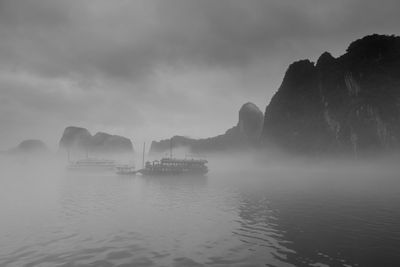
[1,155,400,267]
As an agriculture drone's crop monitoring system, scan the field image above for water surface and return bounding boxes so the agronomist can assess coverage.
[1,158,400,266]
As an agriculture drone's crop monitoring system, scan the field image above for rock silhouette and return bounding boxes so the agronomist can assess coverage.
[59,126,133,156]
[9,139,48,155]
[262,34,400,156]
[150,102,263,154]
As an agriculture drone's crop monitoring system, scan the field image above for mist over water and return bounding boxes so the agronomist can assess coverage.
[1,0,400,266]
[1,153,400,267]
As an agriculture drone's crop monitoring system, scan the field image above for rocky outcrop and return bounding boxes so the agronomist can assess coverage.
[91,132,133,154]
[59,126,134,155]
[238,102,264,141]
[261,34,400,156]
[150,102,263,154]
[9,139,48,155]
[59,126,92,152]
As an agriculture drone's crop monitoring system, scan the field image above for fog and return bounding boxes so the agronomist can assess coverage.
[1,148,400,266]
[3,149,400,203]
[1,0,400,265]
[3,147,400,184]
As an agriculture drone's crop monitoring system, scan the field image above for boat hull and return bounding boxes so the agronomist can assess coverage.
[67,165,115,172]
[138,168,208,176]
[66,158,116,172]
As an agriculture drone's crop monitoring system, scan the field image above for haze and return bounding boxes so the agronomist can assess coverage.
[1,0,400,150]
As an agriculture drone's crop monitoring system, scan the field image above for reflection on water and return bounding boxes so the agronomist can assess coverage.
[1,159,400,266]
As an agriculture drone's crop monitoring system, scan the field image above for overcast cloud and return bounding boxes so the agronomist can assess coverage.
[0,0,399,150]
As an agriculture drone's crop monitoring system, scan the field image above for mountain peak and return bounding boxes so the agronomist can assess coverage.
[238,102,263,139]
[316,52,335,68]
[346,34,400,55]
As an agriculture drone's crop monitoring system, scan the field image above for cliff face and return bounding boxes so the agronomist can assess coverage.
[59,126,134,155]
[150,102,264,154]
[262,34,400,155]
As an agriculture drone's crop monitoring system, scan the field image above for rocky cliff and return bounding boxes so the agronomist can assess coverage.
[59,126,134,155]
[150,102,264,154]
[261,34,400,156]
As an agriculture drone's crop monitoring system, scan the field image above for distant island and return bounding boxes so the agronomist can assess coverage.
[59,126,134,157]
[8,139,48,155]
[149,102,263,154]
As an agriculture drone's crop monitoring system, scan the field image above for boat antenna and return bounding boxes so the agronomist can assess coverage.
[142,142,145,169]
[170,138,173,158]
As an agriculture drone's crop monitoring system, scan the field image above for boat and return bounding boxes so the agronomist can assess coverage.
[138,157,208,176]
[115,163,136,175]
[136,139,208,176]
[67,158,116,172]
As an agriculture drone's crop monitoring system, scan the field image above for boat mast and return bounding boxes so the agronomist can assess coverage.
[170,138,172,158]
[142,142,145,169]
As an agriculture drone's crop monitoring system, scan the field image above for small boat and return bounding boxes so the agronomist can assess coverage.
[115,164,136,175]
[67,158,116,172]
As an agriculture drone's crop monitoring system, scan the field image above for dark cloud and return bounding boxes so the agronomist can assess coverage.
[1,0,399,80]
[0,0,399,148]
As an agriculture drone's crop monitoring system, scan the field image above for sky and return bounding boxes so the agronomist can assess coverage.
[0,0,400,151]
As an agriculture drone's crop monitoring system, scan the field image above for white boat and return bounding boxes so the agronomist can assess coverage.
[67,158,116,172]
